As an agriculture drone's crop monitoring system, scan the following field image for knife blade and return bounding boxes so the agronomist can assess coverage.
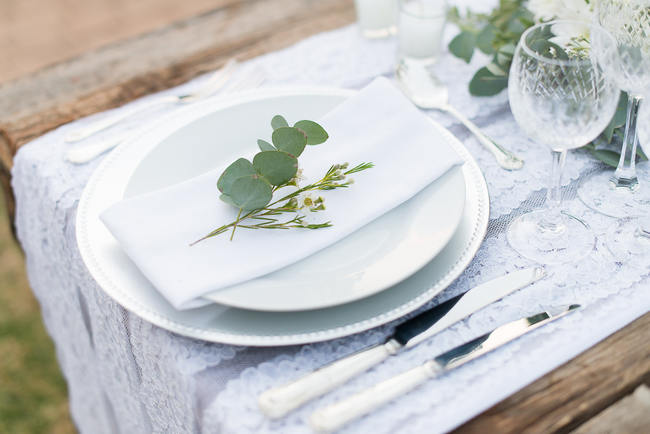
[258,267,546,418]
[309,305,580,432]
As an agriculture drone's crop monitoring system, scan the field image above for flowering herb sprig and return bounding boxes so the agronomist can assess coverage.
[191,115,373,244]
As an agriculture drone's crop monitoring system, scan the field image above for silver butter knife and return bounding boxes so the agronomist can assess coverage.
[310,304,580,432]
[258,267,546,418]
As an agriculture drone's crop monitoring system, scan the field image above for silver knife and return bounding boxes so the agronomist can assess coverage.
[258,267,546,418]
[310,304,580,432]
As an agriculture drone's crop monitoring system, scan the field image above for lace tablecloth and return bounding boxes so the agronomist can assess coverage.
[12,11,650,434]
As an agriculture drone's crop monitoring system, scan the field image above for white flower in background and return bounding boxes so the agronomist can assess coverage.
[528,0,593,52]
[550,21,591,53]
[528,0,593,22]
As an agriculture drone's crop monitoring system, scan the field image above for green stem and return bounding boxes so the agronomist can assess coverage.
[230,208,243,241]
[189,226,229,246]
[191,162,373,244]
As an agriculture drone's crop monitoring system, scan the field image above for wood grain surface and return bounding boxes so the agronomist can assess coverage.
[0,0,223,84]
[454,312,650,433]
[0,0,355,224]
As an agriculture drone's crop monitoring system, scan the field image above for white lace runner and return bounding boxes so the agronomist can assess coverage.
[11,7,650,433]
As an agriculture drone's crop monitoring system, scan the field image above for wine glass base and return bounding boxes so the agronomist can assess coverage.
[605,219,650,262]
[578,170,650,218]
[507,209,595,265]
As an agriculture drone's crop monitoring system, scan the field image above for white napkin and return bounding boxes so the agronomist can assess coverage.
[101,77,463,309]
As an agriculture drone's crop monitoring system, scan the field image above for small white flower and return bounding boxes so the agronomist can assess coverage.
[299,193,314,209]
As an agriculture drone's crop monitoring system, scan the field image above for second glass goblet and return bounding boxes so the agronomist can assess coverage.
[507,20,620,265]
[578,0,650,218]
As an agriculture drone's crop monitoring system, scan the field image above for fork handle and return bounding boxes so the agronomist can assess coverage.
[65,132,129,164]
[64,96,175,143]
[258,340,401,419]
[65,60,238,143]
[443,104,524,171]
[309,361,441,432]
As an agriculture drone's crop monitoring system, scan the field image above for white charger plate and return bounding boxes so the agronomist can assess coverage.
[122,90,465,311]
[76,87,489,346]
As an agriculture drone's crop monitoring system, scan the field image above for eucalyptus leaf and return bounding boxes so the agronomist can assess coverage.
[228,175,273,211]
[603,117,618,144]
[602,92,629,143]
[217,158,256,194]
[257,139,276,152]
[496,44,515,66]
[486,62,507,76]
[528,39,569,60]
[589,148,621,168]
[272,126,307,157]
[499,44,515,56]
[518,16,534,29]
[294,120,329,145]
[253,151,298,186]
[612,92,629,127]
[527,24,554,43]
[476,24,497,54]
[506,14,527,34]
[449,31,476,63]
[271,115,289,130]
[447,6,461,24]
[219,193,238,207]
[469,67,508,96]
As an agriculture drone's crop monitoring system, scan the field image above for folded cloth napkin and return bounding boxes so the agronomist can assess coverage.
[101,77,463,309]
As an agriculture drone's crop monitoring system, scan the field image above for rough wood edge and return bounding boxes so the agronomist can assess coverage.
[454,312,650,434]
[0,0,355,153]
[0,162,15,238]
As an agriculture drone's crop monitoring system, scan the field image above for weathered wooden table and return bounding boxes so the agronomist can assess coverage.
[1,1,648,431]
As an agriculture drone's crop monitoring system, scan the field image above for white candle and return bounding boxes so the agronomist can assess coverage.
[398,0,446,63]
[354,0,397,38]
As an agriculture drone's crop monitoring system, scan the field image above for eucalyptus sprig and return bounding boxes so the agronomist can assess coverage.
[191,115,373,244]
[448,0,533,97]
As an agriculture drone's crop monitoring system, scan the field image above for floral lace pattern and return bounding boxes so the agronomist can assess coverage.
[12,8,650,433]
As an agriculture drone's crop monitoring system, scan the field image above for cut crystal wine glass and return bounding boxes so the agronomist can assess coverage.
[578,0,650,217]
[606,98,650,261]
[507,20,620,265]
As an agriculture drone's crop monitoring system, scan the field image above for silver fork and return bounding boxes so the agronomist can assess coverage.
[396,62,524,171]
[65,59,239,143]
[65,66,266,164]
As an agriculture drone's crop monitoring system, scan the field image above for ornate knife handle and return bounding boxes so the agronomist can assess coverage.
[309,361,441,432]
[258,340,401,419]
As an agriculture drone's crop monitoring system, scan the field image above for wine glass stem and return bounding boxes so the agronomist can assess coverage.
[539,149,567,233]
[612,94,643,190]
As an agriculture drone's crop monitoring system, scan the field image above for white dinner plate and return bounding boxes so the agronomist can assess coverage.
[122,90,465,311]
[76,87,489,346]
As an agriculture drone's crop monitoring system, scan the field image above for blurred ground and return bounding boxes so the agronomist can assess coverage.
[0,1,223,432]
[0,190,75,433]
